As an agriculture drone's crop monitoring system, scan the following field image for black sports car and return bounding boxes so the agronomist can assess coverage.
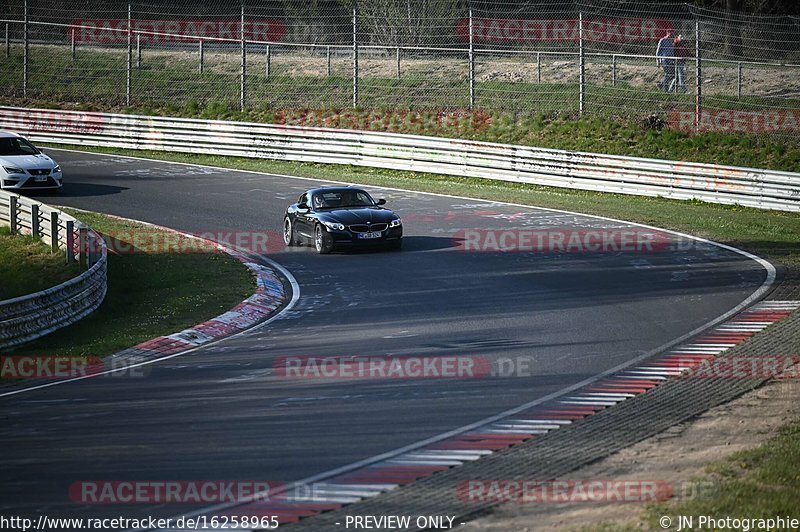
[283,187,403,254]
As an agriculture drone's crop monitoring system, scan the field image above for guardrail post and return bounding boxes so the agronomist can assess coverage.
[126,2,132,106]
[352,2,358,108]
[578,11,585,115]
[9,196,18,234]
[695,20,702,132]
[23,0,28,97]
[78,226,88,268]
[50,211,58,252]
[468,5,475,109]
[611,54,616,86]
[71,27,76,60]
[240,2,246,111]
[326,45,331,76]
[199,39,204,73]
[65,220,75,264]
[265,44,271,79]
[737,61,742,99]
[30,204,39,238]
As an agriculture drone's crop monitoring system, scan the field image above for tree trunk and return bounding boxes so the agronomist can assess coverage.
[724,0,743,57]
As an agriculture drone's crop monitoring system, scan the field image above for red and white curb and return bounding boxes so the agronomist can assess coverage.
[106,249,287,366]
[209,300,800,525]
[0,224,293,398]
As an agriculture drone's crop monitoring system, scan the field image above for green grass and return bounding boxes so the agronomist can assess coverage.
[0,225,81,300]
[631,421,800,530]
[7,210,255,358]
[3,44,799,172]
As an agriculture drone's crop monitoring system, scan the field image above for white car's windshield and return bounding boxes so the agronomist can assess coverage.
[0,137,40,156]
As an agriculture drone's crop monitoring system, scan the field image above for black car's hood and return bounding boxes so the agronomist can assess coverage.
[317,207,396,225]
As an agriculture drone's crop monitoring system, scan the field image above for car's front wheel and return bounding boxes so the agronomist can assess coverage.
[314,224,333,254]
[283,217,297,247]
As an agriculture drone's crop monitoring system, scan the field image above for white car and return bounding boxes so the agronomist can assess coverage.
[0,131,63,191]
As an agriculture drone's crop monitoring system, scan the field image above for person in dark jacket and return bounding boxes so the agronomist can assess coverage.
[655,31,674,92]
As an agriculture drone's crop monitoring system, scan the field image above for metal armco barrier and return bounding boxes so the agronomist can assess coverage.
[1,106,799,212]
[0,190,107,348]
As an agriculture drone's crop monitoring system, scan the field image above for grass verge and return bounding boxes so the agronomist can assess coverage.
[7,210,255,358]
[648,420,800,525]
[0,225,82,300]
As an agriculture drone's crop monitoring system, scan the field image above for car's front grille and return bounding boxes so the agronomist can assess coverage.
[349,223,388,233]
[22,177,58,188]
[28,168,51,176]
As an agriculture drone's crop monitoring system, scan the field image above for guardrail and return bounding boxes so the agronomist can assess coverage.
[1,106,799,211]
[0,190,107,348]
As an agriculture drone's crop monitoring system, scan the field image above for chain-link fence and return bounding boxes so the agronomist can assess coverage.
[1,0,799,137]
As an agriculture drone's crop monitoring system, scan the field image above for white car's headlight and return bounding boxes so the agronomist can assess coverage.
[390,218,402,228]
[53,165,61,173]
[322,220,345,231]
[3,166,25,175]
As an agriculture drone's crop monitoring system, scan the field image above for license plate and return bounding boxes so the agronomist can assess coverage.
[358,231,382,239]
[34,175,48,182]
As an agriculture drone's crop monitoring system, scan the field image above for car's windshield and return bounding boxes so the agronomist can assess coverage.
[312,189,376,209]
[0,137,40,156]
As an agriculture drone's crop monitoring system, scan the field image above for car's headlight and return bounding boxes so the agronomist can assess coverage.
[390,218,402,228]
[321,220,345,231]
[53,165,61,173]
[2,166,25,175]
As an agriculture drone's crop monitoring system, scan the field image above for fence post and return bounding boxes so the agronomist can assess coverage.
[536,51,541,83]
[78,226,88,268]
[578,11,584,115]
[71,27,76,60]
[9,196,17,234]
[265,44,271,78]
[326,45,331,76]
[199,39,204,73]
[4,23,8,58]
[673,60,677,93]
[468,5,475,109]
[396,47,400,79]
[611,54,616,86]
[126,2,132,106]
[50,212,58,252]
[65,220,75,264]
[136,33,141,68]
[23,0,28,97]
[695,20,702,131]
[352,2,358,108]
[31,204,39,238]
[240,2,246,111]
[737,61,742,99]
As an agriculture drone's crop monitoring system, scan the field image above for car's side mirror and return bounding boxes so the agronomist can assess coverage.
[297,202,309,211]
[376,198,386,206]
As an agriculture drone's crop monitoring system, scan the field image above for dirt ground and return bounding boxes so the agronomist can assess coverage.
[461,376,800,531]
[136,46,800,99]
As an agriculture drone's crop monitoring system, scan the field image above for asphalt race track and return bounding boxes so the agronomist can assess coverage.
[0,149,770,523]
